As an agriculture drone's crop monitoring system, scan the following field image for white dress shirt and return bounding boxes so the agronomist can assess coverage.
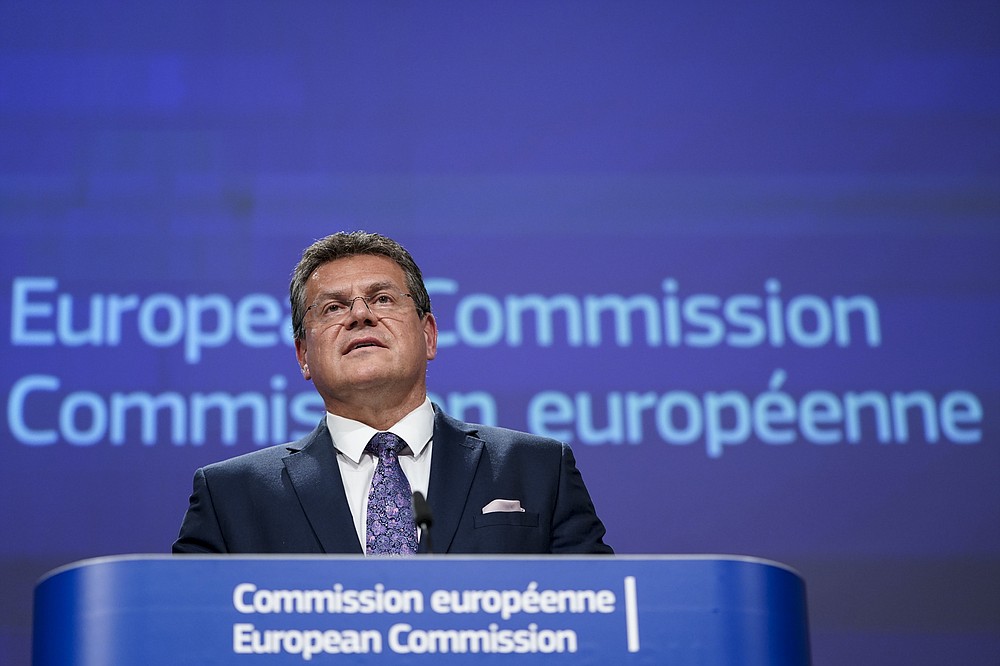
[325,398,434,551]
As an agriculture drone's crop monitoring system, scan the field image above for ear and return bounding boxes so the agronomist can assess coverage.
[422,313,438,361]
[294,336,311,380]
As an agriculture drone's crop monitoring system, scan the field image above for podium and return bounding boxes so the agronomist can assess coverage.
[33,555,810,665]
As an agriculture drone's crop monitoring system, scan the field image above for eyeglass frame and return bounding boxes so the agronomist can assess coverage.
[303,290,422,326]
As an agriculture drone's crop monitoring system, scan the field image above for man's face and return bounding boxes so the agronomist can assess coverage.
[294,254,437,409]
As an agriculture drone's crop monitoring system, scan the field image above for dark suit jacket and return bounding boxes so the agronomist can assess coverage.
[172,406,612,554]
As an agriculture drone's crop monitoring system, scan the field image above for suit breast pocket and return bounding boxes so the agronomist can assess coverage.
[473,511,540,529]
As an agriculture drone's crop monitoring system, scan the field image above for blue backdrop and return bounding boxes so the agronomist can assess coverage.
[2,2,998,664]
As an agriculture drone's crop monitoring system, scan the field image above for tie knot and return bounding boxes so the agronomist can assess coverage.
[367,432,405,458]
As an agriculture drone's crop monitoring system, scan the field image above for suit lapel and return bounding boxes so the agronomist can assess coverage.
[282,422,363,554]
[425,408,484,553]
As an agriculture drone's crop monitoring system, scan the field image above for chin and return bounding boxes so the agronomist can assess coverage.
[341,366,398,388]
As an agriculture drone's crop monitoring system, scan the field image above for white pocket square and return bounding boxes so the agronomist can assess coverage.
[482,499,525,514]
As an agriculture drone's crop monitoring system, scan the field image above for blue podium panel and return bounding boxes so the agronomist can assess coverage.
[33,555,810,665]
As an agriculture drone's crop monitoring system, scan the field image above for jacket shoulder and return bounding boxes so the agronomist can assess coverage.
[198,423,323,477]
[435,407,564,455]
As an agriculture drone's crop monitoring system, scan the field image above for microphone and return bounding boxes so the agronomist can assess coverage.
[412,491,434,554]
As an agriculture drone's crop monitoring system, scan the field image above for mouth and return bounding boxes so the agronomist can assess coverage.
[344,338,385,354]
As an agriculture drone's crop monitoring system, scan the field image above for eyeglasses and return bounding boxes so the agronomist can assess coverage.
[304,292,417,326]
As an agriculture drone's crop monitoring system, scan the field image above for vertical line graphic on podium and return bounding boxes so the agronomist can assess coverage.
[624,575,640,653]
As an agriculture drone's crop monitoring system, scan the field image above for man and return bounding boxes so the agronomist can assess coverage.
[173,231,612,555]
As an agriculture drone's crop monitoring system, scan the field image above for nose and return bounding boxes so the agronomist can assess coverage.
[344,296,376,327]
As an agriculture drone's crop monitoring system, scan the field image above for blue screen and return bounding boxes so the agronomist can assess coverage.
[2,2,998,664]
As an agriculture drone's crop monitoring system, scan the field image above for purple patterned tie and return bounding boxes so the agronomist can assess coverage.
[365,432,418,555]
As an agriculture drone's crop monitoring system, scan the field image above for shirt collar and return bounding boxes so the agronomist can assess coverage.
[325,398,434,464]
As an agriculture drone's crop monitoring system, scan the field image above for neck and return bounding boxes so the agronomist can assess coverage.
[324,388,426,431]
